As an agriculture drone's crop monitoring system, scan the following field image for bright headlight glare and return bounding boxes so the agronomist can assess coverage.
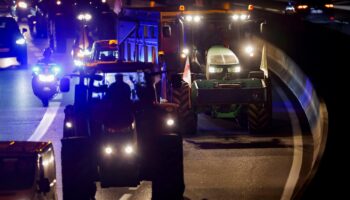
[16,38,26,45]
[166,118,175,126]
[38,74,55,82]
[84,13,92,21]
[56,0,61,5]
[105,146,113,155]
[77,14,84,20]
[101,0,107,3]
[65,121,73,128]
[244,45,254,54]
[124,145,134,155]
[232,14,239,21]
[194,15,201,22]
[18,1,28,9]
[240,14,248,20]
[182,48,189,55]
[185,15,193,22]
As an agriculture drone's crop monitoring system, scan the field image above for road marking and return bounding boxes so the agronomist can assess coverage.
[28,102,61,141]
[54,93,63,100]
[119,194,132,200]
[276,87,303,200]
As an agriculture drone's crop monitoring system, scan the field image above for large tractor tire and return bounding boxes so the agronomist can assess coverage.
[61,138,97,200]
[172,82,197,135]
[152,134,185,200]
[248,78,272,133]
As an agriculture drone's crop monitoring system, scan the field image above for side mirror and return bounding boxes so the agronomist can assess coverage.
[162,25,171,38]
[60,77,70,92]
[171,74,182,89]
[38,178,50,193]
[22,28,28,34]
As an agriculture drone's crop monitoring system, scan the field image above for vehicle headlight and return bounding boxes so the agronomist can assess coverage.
[166,118,175,127]
[124,144,134,155]
[32,66,41,73]
[16,38,26,45]
[227,66,241,73]
[77,13,92,21]
[56,0,62,5]
[52,66,61,73]
[244,45,254,57]
[209,66,223,73]
[65,121,73,128]
[104,146,113,155]
[38,74,55,82]
[18,1,28,9]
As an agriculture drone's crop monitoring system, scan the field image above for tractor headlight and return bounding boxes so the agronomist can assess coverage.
[227,65,241,73]
[209,66,223,73]
[124,144,134,155]
[65,121,73,129]
[244,45,254,57]
[104,146,113,155]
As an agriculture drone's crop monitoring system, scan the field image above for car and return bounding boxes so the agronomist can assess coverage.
[0,141,57,200]
[0,16,27,68]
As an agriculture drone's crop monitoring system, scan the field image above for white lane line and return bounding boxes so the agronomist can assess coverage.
[28,102,61,141]
[54,93,63,100]
[119,193,132,200]
[276,87,303,200]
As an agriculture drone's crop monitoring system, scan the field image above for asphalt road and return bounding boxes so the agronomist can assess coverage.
[0,24,314,200]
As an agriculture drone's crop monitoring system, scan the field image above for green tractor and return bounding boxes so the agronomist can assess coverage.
[173,44,272,135]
